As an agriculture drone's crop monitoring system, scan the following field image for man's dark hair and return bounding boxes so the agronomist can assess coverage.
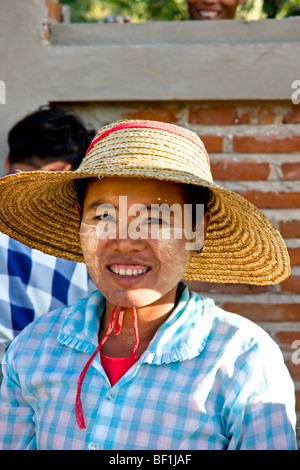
[8,105,95,170]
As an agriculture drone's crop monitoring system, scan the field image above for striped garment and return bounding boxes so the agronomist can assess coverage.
[0,233,94,348]
[0,283,297,450]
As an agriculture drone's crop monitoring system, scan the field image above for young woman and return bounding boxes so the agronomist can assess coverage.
[0,120,296,450]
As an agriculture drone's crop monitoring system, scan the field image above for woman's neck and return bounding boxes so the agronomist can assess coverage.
[98,291,178,358]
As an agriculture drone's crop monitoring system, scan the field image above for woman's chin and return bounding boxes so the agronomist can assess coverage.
[105,288,161,309]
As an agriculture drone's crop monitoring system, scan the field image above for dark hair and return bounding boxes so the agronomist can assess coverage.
[182,183,210,211]
[8,105,95,170]
[181,183,211,231]
[75,177,95,213]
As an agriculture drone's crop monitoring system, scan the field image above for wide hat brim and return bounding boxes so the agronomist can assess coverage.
[0,167,290,286]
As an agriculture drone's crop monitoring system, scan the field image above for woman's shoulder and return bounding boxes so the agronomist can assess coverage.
[6,295,91,357]
[190,290,278,354]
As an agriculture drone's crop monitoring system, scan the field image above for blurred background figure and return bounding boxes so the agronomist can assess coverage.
[0,106,95,355]
[5,105,94,174]
[186,0,246,19]
[102,14,131,23]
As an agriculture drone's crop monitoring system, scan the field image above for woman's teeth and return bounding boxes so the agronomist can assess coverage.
[199,10,219,18]
[109,266,149,276]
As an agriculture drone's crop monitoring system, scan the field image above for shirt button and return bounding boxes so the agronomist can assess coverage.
[88,442,100,450]
[106,392,115,400]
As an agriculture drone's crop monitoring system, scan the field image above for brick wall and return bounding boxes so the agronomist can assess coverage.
[185,101,300,432]
[189,100,300,445]
[64,98,300,443]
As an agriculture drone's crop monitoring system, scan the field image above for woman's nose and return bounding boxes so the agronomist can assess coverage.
[110,233,147,253]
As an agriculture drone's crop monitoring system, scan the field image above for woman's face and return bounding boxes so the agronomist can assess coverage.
[186,0,243,20]
[79,177,198,310]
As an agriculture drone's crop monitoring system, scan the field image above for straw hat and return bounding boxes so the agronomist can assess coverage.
[0,119,290,285]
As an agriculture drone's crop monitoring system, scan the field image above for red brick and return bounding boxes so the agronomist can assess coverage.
[211,161,270,181]
[45,0,62,22]
[283,106,300,124]
[186,280,269,295]
[275,331,300,349]
[199,135,223,153]
[256,107,275,125]
[222,302,300,322]
[124,105,180,123]
[280,220,300,238]
[233,135,300,154]
[285,360,300,381]
[189,105,276,126]
[288,247,300,267]
[235,106,275,125]
[295,390,300,411]
[235,111,251,125]
[239,190,300,209]
[281,163,300,180]
[280,276,300,293]
[189,106,238,126]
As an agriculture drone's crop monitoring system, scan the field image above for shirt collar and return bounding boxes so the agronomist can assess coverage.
[57,282,214,364]
[142,282,214,364]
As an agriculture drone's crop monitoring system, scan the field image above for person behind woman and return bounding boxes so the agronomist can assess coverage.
[0,120,297,450]
[186,0,245,20]
[0,106,95,353]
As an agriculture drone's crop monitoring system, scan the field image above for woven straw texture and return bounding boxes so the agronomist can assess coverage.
[0,120,290,285]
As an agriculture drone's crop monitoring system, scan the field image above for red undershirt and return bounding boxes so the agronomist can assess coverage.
[100,353,141,386]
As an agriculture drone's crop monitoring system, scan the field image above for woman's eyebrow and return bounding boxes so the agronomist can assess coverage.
[84,200,107,212]
[84,199,176,214]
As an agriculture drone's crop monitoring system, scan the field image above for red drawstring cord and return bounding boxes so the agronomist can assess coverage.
[75,305,139,430]
[114,307,125,336]
[130,306,139,359]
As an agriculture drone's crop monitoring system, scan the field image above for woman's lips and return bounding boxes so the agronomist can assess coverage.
[108,264,151,277]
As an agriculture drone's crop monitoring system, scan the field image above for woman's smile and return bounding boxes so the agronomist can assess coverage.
[106,263,152,287]
[108,264,151,277]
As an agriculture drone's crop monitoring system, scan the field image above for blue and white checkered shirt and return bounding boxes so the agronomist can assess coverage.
[0,282,297,450]
[0,233,94,348]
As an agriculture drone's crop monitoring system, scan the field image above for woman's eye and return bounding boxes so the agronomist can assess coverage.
[96,213,115,223]
[147,217,172,228]
[148,217,163,225]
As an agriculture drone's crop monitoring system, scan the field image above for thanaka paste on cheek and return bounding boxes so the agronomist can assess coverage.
[157,236,191,289]
[79,223,101,287]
